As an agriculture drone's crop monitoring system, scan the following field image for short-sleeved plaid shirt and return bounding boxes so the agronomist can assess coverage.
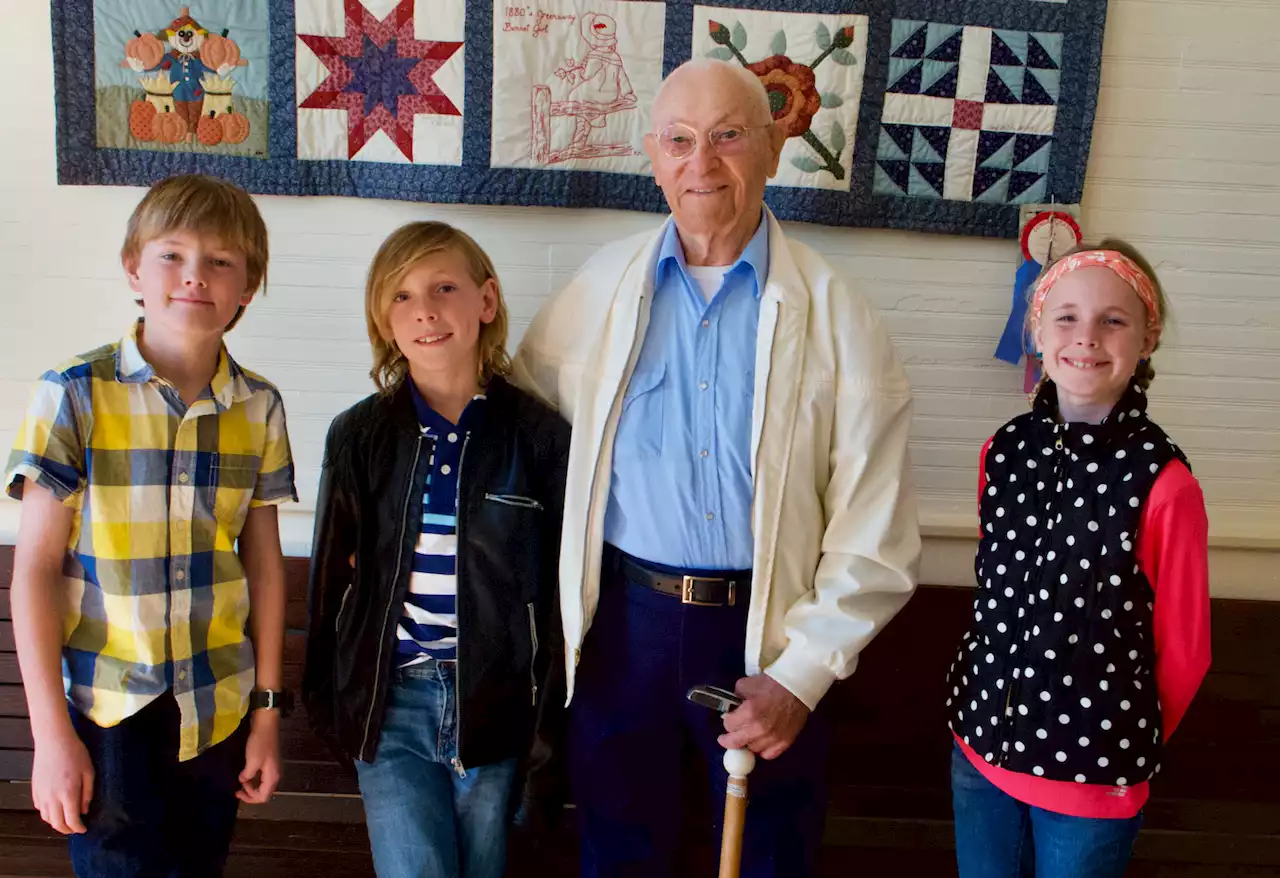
[5,322,296,761]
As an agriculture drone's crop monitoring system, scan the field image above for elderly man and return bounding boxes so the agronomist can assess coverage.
[512,58,921,877]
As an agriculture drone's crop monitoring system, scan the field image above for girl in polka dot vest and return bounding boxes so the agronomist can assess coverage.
[946,240,1211,878]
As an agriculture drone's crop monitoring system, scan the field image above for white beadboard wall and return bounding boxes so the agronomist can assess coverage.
[1,0,1276,597]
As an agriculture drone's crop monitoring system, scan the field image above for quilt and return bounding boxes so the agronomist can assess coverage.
[52,0,1107,238]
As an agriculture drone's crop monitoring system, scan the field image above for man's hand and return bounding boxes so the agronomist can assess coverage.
[31,723,94,834]
[717,675,810,761]
[237,710,282,804]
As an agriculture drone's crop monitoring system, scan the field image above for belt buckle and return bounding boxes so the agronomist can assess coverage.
[681,575,735,607]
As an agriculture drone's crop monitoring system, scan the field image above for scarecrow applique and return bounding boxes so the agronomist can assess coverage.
[123,6,250,146]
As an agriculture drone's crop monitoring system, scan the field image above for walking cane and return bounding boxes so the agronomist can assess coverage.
[687,685,754,878]
[718,747,756,878]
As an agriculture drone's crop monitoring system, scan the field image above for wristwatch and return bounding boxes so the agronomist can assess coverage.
[250,688,294,716]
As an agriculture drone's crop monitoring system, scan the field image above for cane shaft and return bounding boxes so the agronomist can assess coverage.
[718,773,749,878]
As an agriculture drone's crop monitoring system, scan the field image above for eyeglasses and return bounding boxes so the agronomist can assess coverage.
[649,122,772,159]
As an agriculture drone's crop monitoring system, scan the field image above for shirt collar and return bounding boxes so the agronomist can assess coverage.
[408,380,487,434]
[654,209,770,300]
[116,321,154,384]
[115,320,248,411]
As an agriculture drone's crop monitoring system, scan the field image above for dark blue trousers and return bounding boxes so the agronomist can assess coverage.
[569,549,830,878]
[68,692,248,878]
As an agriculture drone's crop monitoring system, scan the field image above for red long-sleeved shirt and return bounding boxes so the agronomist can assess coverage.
[955,439,1211,819]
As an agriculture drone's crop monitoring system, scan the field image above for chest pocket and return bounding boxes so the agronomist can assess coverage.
[208,456,259,534]
[614,363,665,461]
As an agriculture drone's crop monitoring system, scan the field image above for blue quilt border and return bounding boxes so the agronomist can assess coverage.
[52,0,1107,239]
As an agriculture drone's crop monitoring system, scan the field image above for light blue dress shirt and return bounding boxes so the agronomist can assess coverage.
[603,213,768,570]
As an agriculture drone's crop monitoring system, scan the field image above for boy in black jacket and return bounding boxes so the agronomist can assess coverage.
[303,222,568,878]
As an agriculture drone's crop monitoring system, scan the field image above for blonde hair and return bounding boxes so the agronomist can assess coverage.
[121,174,269,331]
[365,222,511,394]
[1028,237,1169,395]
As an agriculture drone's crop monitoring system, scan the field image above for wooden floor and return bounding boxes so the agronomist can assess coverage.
[0,810,1278,878]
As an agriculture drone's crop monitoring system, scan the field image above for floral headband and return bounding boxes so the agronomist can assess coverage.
[1030,250,1162,333]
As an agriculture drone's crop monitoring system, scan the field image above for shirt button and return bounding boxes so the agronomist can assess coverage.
[447,433,458,443]
[175,570,186,582]
[706,512,715,521]
[178,472,189,484]
[699,382,708,391]
[700,449,709,458]
[441,464,452,475]
[701,319,710,328]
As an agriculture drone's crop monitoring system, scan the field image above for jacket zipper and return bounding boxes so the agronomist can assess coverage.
[998,427,1064,767]
[452,433,472,777]
[360,432,425,760]
[527,602,539,707]
[334,584,353,633]
[484,493,544,511]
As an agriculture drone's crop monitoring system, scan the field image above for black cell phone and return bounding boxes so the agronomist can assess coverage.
[687,684,743,714]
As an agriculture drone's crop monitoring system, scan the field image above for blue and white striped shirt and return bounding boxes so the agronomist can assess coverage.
[396,386,485,667]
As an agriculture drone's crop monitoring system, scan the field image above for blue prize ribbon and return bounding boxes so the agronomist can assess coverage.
[995,259,1042,364]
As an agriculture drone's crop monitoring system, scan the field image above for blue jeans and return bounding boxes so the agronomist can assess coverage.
[951,744,1143,878]
[355,660,518,878]
[68,692,247,878]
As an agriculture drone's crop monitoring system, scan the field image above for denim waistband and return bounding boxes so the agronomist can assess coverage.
[394,657,457,682]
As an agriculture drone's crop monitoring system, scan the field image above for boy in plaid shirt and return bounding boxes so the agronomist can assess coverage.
[5,175,296,877]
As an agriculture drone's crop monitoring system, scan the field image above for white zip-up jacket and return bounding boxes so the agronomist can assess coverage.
[512,210,921,710]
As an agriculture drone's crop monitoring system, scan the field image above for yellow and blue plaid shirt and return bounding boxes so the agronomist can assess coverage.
[4,322,296,761]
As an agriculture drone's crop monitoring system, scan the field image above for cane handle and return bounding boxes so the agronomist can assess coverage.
[723,747,756,781]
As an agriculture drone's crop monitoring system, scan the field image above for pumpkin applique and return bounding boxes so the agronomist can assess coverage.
[124,30,166,70]
[196,112,224,146]
[220,112,250,144]
[151,111,188,144]
[200,33,241,71]
[129,100,158,141]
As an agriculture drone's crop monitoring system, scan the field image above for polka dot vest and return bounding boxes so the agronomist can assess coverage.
[945,379,1188,787]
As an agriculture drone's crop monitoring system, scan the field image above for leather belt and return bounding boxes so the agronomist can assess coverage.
[614,549,746,608]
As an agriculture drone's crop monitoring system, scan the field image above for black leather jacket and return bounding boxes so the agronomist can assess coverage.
[302,376,569,820]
